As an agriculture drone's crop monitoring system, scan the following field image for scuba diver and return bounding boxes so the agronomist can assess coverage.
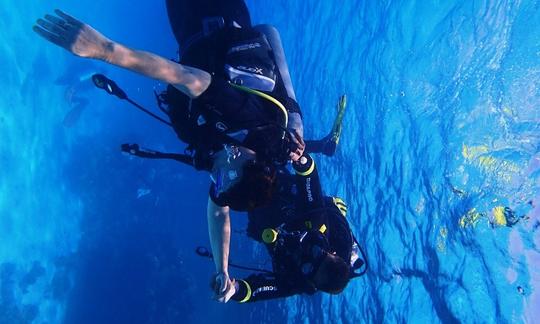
[207,152,367,302]
[33,1,348,297]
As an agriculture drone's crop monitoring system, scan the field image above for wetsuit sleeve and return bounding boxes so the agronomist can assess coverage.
[292,154,327,229]
[287,111,304,138]
[285,98,303,137]
[209,184,228,207]
[231,273,305,303]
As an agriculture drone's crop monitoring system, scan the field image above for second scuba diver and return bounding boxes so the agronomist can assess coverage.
[209,151,367,302]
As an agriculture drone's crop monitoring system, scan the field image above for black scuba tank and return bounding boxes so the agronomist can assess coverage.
[166,0,252,55]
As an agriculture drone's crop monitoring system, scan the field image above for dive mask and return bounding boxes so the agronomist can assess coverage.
[299,231,331,278]
[210,145,252,197]
[300,244,328,278]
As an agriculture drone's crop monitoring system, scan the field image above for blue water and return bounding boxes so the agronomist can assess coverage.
[1,0,539,323]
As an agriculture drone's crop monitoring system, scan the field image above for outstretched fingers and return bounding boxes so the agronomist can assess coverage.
[44,14,69,29]
[32,25,65,48]
[33,10,88,54]
[54,9,82,26]
[36,18,66,36]
[33,10,74,49]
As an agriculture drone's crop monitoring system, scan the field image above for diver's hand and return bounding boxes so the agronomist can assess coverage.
[289,129,305,162]
[33,9,113,60]
[212,272,236,303]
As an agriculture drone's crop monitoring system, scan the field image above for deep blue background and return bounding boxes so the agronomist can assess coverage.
[1,0,539,323]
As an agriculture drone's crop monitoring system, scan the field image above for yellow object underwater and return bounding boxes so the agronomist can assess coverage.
[330,94,347,143]
[461,144,521,184]
[461,144,489,160]
[262,228,278,243]
[332,197,348,217]
[491,206,507,226]
[459,208,483,228]
[229,82,288,137]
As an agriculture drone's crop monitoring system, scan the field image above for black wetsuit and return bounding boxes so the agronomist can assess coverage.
[230,154,354,302]
[166,0,252,55]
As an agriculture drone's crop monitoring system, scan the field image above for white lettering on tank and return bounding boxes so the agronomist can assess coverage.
[236,65,264,75]
[228,42,262,54]
[252,285,278,297]
[306,177,313,202]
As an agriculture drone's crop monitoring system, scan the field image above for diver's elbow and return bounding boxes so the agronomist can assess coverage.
[171,66,211,98]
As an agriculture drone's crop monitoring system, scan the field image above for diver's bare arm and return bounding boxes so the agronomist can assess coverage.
[207,198,231,275]
[105,42,210,97]
[33,9,210,98]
